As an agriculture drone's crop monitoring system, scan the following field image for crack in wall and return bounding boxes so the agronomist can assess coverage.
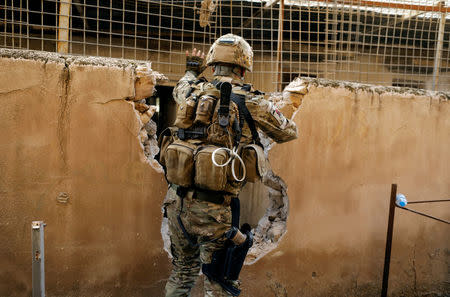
[57,64,71,168]
[0,48,167,174]
[0,86,41,96]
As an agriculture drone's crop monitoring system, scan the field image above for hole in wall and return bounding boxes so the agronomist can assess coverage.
[151,85,289,264]
[148,85,177,136]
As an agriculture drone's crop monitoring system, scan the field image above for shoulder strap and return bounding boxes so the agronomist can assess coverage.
[230,197,240,229]
[211,80,261,146]
[185,77,208,98]
[231,92,261,146]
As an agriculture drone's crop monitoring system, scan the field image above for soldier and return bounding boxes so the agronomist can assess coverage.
[161,34,297,297]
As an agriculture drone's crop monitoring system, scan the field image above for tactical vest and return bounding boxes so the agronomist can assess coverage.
[158,78,267,194]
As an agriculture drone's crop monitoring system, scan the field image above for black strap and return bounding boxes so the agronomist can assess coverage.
[211,80,261,145]
[230,93,261,145]
[230,197,240,229]
[218,82,232,128]
[232,114,241,147]
[241,84,251,92]
[193,189,225,204]
[185,78,206,99]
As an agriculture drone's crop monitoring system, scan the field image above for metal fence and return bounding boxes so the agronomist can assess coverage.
[1,0,449,92]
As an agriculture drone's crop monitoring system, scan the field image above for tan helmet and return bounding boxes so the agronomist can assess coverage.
[206,34,253,72]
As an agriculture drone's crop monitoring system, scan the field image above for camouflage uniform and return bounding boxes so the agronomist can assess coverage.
[172,71,297,146]
[164,34,297,297]
[164,185,234,297]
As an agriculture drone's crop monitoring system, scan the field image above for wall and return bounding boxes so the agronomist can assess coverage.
[0,49,169,296]
[0,49,449,297]
[243,79,449,297]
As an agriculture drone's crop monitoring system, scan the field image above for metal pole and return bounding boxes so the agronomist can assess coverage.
[432,1,446,91]
[381,184,397,297]
[57,0,72,54]
[32,221,46,297]
[276,0,284,92]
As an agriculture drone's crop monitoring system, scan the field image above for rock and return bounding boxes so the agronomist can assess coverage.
[287,92,304,108]
[134,102,150,113]
[144,143,151,157]
[147,105,157,118]
[139,129,149,143]
[284,80,308,108]
[285,84,308,95]
[140,112,151,125]
[267,222,285,242]
[255,216,271,234]
[148,138,159,158]
[134,64,155,100]
[144,120,157,136]
[267,209,279,221]
[263,172,284,192]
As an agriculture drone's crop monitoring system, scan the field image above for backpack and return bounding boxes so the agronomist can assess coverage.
[158,79,267,193]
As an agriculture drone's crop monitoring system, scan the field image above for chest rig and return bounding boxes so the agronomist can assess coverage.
[158,78,264,194]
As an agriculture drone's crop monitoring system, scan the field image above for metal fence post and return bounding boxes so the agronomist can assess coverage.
[381,184,397,297]
[431,1,446,91]
[32,221,46,297]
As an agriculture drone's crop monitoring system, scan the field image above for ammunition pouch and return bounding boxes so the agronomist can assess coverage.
[164,140,196,188]
[164,142,232,192]
[241,144,268,182]
[156,127,178,167]
[166,79,266,193]
[194,145,229,191]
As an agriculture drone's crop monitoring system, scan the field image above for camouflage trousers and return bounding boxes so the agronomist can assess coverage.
[164,185,238,297]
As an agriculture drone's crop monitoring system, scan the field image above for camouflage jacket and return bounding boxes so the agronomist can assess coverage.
[172,71,298,145]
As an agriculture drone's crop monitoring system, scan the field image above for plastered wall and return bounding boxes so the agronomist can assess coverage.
[244,80,450,297]
[0,49,169,296]
[0,49,449,297]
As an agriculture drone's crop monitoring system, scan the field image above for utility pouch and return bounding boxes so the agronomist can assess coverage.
[157,127,177,166]
[164,140,196,187]
[194,146,229,191]
[174,96,197,129]
[207,102,239,147]
[241,144,267,182]
[194,95,217,126]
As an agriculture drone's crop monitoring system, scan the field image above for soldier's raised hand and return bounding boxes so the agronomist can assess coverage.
[185,48,206,76]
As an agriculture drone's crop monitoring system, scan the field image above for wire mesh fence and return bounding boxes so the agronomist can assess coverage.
[1,0,449,92]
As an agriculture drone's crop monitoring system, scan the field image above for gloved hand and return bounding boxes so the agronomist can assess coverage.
[186,48,206,76]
